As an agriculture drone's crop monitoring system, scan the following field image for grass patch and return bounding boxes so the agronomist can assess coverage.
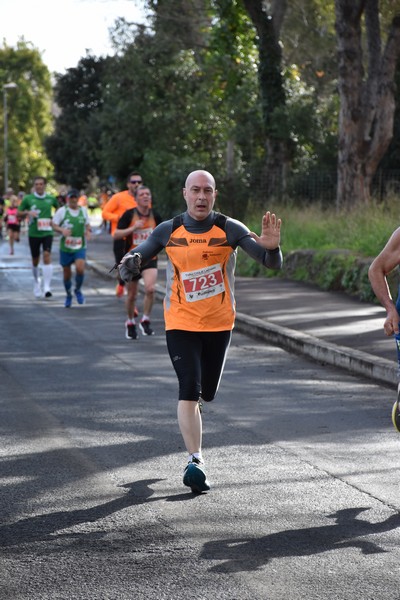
[245,197,399,258]
[237,195,400,302]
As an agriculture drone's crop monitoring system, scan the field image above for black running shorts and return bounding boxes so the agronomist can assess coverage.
[29,235,53,259]
[166,329,232,401]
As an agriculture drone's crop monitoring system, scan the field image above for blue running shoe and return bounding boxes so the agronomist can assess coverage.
[65,294,72,308]
[183,458,210,493]
[75,289,85,305]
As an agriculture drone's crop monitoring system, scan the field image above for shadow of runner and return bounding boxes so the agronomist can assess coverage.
[0,479,173,548]
[200,507,400,573]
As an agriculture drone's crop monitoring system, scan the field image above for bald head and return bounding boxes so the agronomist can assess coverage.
[183,170,217,221]
[185,170,216,190]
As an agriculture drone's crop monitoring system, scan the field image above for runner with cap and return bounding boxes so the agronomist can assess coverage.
[52,189,91,308]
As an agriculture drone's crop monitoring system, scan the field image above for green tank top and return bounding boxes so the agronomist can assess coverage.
[60,207,87,252]
[19,193,58,238]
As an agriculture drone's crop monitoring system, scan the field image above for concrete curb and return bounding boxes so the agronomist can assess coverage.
[234,313,397,388]
[87,259,397,389]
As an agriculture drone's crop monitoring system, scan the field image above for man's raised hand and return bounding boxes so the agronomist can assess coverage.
[250,211,281,249]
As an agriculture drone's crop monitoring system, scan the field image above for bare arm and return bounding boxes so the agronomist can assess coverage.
[113,220,145,240]
[368,228,400,335]
[52,223,72,237]
[18,208,39,219]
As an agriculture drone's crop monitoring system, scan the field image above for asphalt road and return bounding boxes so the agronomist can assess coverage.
[1,239,400,600]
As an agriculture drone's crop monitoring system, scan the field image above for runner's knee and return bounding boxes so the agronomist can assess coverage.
[179,379,201,401]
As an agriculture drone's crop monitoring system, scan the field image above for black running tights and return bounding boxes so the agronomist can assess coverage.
[166,329,232,402]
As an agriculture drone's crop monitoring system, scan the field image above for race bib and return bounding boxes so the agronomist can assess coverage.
[133,227,153,245]
[181,263,225,302]
[65,236,83,250]
[37,218,52,231]
[8,214,17,225]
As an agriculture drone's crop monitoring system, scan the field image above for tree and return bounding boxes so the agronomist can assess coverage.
[279,0,339,180]
[45,55,109,189]
[0,41,53,192]
[335,0,400,209]
[199,0,264,217]
[379,58,400,173]
[241,0,291,198]
[102,0,337,213]
[100,3,252,216]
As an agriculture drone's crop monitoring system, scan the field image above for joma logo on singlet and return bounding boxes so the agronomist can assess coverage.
[190,239,207,243]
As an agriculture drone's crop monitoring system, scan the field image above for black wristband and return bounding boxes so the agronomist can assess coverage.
[267,247,280,254]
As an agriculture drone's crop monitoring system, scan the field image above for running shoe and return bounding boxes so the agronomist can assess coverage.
[183,457,210,494]
[44,290,52,298]
[125,322,138,340]
[65,294,72,308]
[75,289,85,305]
[116,283,124,297]
[392,383,400,432]
[139,320,154,336]
[33,281,41,298]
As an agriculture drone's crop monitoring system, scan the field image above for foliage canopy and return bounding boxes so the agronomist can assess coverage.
[0,40,53,192]
[1,1,399,217]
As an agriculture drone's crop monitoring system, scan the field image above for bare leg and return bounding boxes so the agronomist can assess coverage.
[141,268,157,318]
[9,230,14,254]
[177,400,202,455]
[126,280,138,320]
[63,264,72,285]
[179,400,210,493]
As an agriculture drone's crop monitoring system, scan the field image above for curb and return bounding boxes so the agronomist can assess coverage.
[234,313,397,388]
[87,259,397,389]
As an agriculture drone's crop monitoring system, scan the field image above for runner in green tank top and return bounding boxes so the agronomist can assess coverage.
[18,176,59,298]
[52,189,91,308]
[58,205,88,252]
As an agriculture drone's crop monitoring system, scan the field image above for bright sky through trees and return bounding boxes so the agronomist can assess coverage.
[1,0,145,74]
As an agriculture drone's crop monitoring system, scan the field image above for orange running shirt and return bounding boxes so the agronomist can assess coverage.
[125,209,158,254]
[164,221,237,332]
[102,190,137,235]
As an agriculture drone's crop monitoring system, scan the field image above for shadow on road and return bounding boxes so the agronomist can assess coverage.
[200,507,400,572]
[0,478,197,549]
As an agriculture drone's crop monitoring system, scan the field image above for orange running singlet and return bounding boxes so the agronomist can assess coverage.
[164,221,237,332]
[126,209,158,252]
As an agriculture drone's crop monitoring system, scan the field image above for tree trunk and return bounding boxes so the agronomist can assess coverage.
[335,0,400,210]
[242,0,290,199]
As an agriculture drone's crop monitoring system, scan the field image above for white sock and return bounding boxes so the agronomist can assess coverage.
[189,452,204,464]
[32,266,39,282]
[42,264,53,291]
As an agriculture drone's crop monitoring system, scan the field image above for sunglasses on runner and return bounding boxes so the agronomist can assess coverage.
[130,180,142,184]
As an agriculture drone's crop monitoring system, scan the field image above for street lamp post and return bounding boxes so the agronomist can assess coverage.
[3,82,18,195]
